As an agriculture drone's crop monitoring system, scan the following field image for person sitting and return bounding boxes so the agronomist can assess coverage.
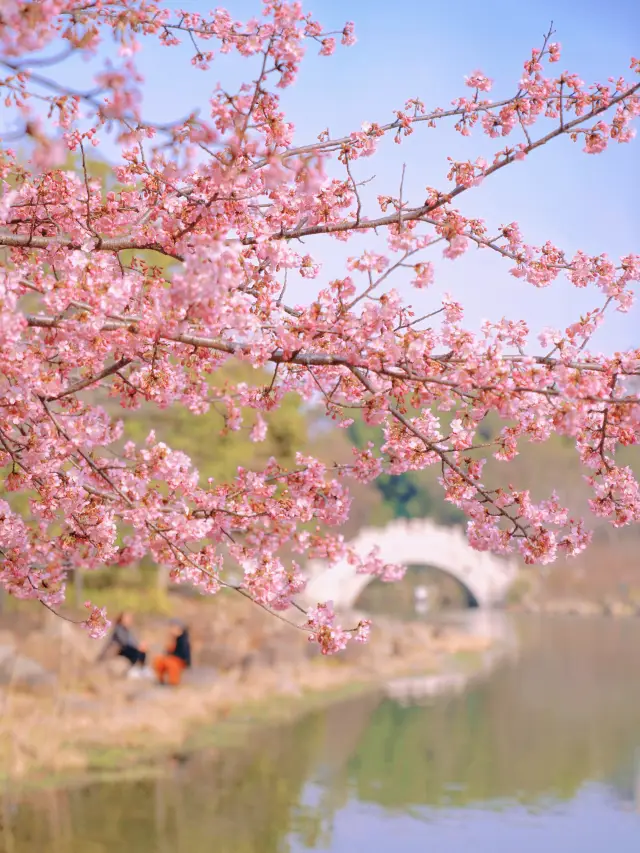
[99,610,148,674]
[153,620,192,686]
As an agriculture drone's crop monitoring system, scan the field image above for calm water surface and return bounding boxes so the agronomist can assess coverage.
[3,615,640,852]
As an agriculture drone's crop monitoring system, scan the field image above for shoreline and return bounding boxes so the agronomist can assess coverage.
[510,599,640,619]
[0,611,515,792]
[7,678,382,795]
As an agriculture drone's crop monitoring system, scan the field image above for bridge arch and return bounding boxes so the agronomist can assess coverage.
[301,519,518,611]
[354,561,482,611]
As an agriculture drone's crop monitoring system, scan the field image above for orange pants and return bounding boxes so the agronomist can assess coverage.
[153,654,186,686]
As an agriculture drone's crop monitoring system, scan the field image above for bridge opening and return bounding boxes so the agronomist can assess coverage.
[354,564,480,619]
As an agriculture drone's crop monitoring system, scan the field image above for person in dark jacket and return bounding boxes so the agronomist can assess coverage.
[99,611,147,669]
[153,620,191,686]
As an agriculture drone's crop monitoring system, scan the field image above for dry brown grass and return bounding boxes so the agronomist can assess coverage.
[0,598,488,783]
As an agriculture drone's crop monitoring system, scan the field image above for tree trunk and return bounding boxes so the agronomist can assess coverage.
[73,568,83,606]
[157,563,170,593]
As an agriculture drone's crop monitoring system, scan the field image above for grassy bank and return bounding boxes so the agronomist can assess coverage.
[8,678,382,794]
[0,594,499,788]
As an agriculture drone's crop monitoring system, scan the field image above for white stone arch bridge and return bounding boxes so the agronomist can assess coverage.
[300,519,518,611]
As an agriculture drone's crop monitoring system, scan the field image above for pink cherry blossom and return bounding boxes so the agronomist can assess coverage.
[305,600,350,654]
[82,602,111,639]
[465,70,493,92]
[0,7,639,651]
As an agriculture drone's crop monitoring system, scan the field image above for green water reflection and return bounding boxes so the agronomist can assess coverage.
[3,616,640,852]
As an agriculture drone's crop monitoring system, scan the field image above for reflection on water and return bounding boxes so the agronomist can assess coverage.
[4,616,640,852]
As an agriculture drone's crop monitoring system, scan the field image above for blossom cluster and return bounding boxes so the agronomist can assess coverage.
[0,3,639,647]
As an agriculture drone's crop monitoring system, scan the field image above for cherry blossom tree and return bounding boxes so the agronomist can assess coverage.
[1,1,639,652]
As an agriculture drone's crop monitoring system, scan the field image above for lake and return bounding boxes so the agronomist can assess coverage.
[3,615,640,852]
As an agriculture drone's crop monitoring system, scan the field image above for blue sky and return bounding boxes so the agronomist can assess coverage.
[14,0,640,353]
